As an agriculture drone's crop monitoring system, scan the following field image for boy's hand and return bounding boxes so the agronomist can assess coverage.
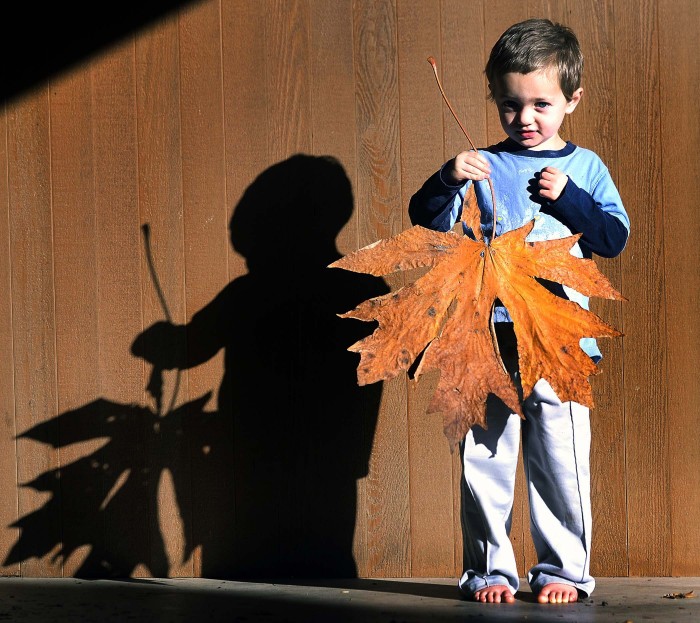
[538,166,568,201]
[446,150,491,184]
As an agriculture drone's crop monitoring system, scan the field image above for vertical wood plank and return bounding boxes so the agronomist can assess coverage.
[520,0,571,577]
[178,0,228,579]
[566,0,629,577]
[441,0,488,158]
[7,88,61,577]
[267,0,312,162]
[480,2,531,576]
[397,0,456,578]
[353,0,411,577]
[0,103,20,577]
[221,0,267,281]
[308,0,362,575]
[264,1,315,572]
[309,0,357,254]
[309,1,396,579]
[49,65,100,577]
[658,0,700,576]
[219,1,276,578]
[614,0,670,576]
[135,14,188,577]
[91,39,149,578]
[439,0,489,576]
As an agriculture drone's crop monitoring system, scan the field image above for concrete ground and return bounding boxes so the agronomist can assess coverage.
[0,576,697,622]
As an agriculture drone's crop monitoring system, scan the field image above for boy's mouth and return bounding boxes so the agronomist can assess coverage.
[517,130,538,140]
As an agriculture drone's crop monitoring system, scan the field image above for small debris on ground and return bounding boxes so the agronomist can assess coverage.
[662,590,696,599]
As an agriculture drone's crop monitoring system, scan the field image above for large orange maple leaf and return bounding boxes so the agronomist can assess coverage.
[330,185,624,447]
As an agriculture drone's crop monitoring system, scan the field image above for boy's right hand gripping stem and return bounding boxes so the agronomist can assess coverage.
[450,150,491,184]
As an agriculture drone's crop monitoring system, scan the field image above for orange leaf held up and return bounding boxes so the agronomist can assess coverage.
[330,209,624,447]
[329,58,625,448]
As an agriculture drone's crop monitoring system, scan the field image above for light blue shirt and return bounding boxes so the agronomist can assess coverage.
[411,140,630,361]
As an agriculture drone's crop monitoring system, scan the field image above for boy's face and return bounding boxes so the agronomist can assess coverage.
[490,68,582,151]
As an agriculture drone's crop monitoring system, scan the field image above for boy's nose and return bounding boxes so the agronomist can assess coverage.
[516,107,534,125]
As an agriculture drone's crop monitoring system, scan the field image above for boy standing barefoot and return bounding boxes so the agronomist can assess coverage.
[409,19,630,605]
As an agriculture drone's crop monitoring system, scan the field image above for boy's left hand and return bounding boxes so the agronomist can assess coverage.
[538,166,568,201]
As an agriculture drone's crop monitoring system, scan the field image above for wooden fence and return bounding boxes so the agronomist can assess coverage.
[0,0,698,578]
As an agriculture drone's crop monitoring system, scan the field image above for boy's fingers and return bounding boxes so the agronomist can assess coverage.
[458,164,489,179]
[472,160,491,175]
[476,155,491,170]
[454,152,490,180]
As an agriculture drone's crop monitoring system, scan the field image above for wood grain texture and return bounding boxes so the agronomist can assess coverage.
[49,64,101,578]
[265,0,315,574]
[440,0,488,157]
[221,0,267,280]
[0,104,20,577]
[267,0,312,161]
[91,38,149,579]
[438,0,488,576]
[614,0,671,576]
[178,0,228,578]
[7,87,60,577]
[309,0,381,580]
[309,0,358,255]
[658,0,700,575]
[566,0,629,577]
[220,1,278,579]
[396,0,456,577]
[135,13,189,577]
[353,0,410,577]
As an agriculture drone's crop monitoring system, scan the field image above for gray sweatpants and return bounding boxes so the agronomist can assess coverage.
[458,327,595,598]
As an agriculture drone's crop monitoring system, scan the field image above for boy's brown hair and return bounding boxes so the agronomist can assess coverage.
[485,18,583,101]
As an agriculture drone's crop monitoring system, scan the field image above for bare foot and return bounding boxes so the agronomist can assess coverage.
[473,585,515,603]
[537,583,578,604]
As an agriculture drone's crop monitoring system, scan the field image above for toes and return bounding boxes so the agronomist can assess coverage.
[551,591,563,604]
[473,587,513,604]
[537,585,578,604]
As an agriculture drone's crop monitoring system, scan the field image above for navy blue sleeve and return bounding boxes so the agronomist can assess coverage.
[547,177,629,258]
[408,164,464,231]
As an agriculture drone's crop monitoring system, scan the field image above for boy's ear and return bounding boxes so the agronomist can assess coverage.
[565,87,584,113]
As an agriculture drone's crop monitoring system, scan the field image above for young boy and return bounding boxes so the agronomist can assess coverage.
[409,19,630,604]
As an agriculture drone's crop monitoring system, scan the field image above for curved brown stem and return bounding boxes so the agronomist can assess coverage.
[427,56,498,238]
[142,223,182,416]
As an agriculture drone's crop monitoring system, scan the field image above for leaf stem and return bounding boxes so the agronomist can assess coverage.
[427,56,498,238]
[142,223,182,417]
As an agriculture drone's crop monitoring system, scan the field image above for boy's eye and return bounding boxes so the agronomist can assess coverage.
[500,100,519,111]
[535,101,551,109]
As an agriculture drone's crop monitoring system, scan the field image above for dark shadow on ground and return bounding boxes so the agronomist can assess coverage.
[8,576,683,623]
[279,578,463,601]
